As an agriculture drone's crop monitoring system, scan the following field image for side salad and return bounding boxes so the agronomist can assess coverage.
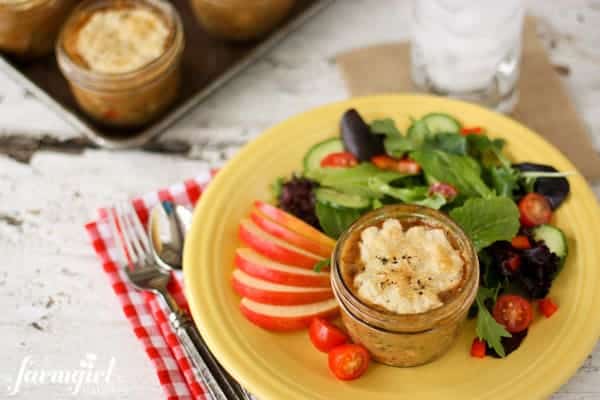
[272,109,572,358]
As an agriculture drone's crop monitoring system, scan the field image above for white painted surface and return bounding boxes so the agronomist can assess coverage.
[0,1,599,399]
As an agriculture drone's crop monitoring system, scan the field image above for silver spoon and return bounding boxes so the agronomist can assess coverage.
[148,202,254,400]
[149,201,186,270]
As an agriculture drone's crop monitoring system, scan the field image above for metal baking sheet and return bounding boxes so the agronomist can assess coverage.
[0,0,334,149]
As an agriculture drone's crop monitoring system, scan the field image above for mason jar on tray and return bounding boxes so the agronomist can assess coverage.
[330,204,479,367]
[56,0,184,128]
[0,0,76,58]
[189,0,295,41]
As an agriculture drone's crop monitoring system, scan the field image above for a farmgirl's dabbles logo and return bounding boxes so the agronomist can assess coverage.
[6,353,116,396]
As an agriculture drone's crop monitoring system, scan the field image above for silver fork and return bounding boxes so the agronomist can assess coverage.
[111,202,246,400]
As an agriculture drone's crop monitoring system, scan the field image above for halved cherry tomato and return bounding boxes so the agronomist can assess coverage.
[511,235,532,250]
[428,182,458,201]
[470,338,487,358]
[320,152,358,168]
[371,155,421,174]
[504,254,522,272]
[460,126,483,136]
[328,344,370,381]
[493,294,533,333]
[518,193,552,227]
[308,318,348,353]
[538,298,558,318]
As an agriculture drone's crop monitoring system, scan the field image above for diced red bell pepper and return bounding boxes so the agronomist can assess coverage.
[511,235,532,250]
[504,254,522,272]
[470,338,487,358]
[320,152,358,168]
[371,155,421,174]
[461,126,483,135]
[538,298,558,318]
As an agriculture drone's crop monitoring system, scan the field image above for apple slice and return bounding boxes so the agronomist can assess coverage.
[240,297,339,331]
[239,219,322,269]
[232,269,333,305]
[235,248,330,288]
[254,201,336,248]
[251,210,333,258]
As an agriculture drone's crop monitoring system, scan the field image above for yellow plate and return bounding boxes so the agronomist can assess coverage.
[184,95,600,400]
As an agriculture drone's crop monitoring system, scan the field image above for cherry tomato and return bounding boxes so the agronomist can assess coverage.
[428,182,458,201]
[371,155,396,170]
[371,155,421,174]
[308,318,348,353]
[460,126,483,135]
[396,159,421,174]
[320,152,358,168]
[493,295,533,333]
[511,235,532,250]
[504,254,522,272]
[538,298,558,318]
[470,338,487,358]
[328,344,370,381]
[518,193,552,227]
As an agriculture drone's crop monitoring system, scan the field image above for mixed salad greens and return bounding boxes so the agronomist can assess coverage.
[273,109,571,357]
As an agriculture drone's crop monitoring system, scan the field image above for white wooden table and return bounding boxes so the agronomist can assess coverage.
[1,1,599,398]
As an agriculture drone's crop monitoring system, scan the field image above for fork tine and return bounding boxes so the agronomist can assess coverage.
[122,202,152,265]
[126,202,151,256]
[117,203,144,265]
[108,206,131,267]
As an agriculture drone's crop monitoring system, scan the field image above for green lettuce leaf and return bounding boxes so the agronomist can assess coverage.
[370,118,402,136]
[306,163,407,198]
[367,177,447,209]
[315,202,362,239]
[384,135,417,157]
[423,133,468,155]
[486,166,520,198]
[475,287,511,357]
[467,135,509,168]
[313,259,329,272]
[411,150,492,198]
[449,197,520,251]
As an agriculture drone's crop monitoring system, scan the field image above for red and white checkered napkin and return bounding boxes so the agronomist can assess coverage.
[85,170,219,400]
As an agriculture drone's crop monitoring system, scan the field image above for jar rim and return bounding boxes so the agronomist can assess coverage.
[194,0,290,4]
[56,0,184,90]
[0,0,50,11]
[331,204,479,333]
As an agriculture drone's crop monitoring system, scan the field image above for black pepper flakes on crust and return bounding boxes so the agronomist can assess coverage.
[376,256,389,265]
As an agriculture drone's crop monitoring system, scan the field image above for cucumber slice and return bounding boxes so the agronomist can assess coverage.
[303,138,344,172]
[532,224,568,259]
[407,119,430,144]
[315,188,370,210]
[421,113,462,135]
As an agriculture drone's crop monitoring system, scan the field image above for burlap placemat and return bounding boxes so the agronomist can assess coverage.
[336,17,600,180]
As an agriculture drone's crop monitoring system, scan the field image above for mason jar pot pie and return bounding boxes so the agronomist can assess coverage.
[0,0,76,57]
[331,205,479,367]
[189,0,295,41]
[56,0,184,127]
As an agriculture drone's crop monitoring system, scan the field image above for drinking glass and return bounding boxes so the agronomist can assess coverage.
[410,0,525,113]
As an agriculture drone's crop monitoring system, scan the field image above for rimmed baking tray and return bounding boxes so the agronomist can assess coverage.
[0,0,334,149]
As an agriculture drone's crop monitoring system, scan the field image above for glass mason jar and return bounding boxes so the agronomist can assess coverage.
[189,0,295,41]
[410,0,525,113]
[331,205,479,367]
[0,0,76,58]
[56,0,184,128]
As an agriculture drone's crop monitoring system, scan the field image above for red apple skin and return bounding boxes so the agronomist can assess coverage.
[231,274,333,306]
[250,210,333,258]
[239,300,339,331]
[238,219,321,269]
[254,201,336,248]
[235,249,330,288]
